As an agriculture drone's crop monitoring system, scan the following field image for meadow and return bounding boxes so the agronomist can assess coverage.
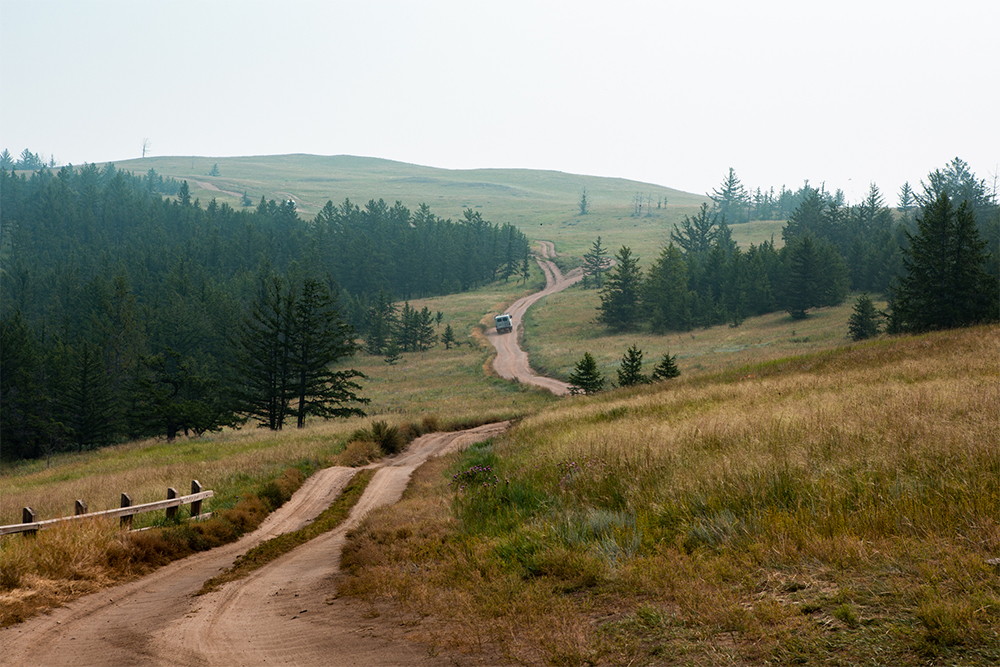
[339,325,1000,665]
[109,154,736,263]
[521,283,871,383]
[4,156,996,663]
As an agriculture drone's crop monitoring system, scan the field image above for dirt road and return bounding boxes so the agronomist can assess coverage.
[1,423,507,667]
[488,241,584,395]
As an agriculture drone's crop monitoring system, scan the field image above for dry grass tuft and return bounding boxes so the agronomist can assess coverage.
[335,440,384,467]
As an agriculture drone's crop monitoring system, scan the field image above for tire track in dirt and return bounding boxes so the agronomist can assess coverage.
[487,240,584,395]
[1,423,508,667]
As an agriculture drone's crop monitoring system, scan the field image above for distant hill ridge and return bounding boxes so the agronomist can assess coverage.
[108,153,708,220]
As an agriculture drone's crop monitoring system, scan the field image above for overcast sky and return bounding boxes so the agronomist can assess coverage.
[1,0,997,204]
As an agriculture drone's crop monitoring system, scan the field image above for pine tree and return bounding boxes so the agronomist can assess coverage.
[651,352,681,381]
[567,352,605,395]
[671,203,719,256]
[60,341,118,451]
[643,243,692,332]
[288,277,367,427]
[847,293,882,341]
[579,188,589,215]
[582,236,610,288]
[383,338,401,366]
[892,193,996,331]
[364,290,397,356]
[232,273,295,430]
[781,236,848,320]
[520,250,532,285]
[416,306,437,353]
[232,273,367,430]
[782,236,822,320]
[616,344,649,387]
[132,350,230,440]
[598,246,643,330]
[710,168,749,224]
[441,323,456,350]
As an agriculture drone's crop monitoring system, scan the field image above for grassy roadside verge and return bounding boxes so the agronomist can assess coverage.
[199,468,375,595]
[337,326,1000,665]
[0,464,310,627]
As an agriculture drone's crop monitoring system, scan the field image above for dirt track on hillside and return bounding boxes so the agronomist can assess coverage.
[3,246,578,665]
[488,241,584,395]
[1,423,507,667]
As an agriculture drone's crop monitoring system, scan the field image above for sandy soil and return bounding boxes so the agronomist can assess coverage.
[488,240,584,395]
[1,423,508,667]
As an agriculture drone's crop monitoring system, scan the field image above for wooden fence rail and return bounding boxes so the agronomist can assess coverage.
[0,480,213,537]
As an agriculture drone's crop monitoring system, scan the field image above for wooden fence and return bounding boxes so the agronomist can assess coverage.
[0,480,213,536]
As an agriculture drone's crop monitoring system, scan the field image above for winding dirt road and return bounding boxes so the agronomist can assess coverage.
[3,247,580,665]
[487,241,584,395]
[1,423,507,667]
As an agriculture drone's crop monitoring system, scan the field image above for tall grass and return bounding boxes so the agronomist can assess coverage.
[338,326,1000,665]
[0,465,304,626]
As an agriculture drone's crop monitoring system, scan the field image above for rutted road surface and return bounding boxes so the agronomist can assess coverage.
[1,423,507,667]
[4,245,578,665]
[488,241,584,395]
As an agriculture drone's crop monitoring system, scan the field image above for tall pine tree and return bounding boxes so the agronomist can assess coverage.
[891,193,996,331]
[289,277,367,427]
[598,246,643,330]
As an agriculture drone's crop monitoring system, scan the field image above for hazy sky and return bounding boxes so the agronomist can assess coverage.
[2,0,997,203]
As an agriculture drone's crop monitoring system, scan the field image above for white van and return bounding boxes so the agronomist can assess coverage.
[494,313,513,334]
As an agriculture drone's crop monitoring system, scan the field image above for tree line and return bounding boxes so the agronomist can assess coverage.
[593,159,998,333]
[0,163,529,460]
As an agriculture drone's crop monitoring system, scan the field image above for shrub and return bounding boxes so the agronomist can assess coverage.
[338,439,383,467]
[370,420,405,454]
[258,468,304,510]
[421,414,441,432]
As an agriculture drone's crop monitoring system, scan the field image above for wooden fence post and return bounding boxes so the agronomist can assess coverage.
[22,507,36,536]
[75,500,88,515]
[165,488,178,520]
[120,493,133,529]
[190,480,203,517]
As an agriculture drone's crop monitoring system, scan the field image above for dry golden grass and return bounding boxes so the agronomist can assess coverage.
[0,418,362,526]
[338,325,1000,665]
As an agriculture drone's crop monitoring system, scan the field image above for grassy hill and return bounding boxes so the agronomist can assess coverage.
[340,324,1000,665]
[108,154,782,262]
[7,155,993,662]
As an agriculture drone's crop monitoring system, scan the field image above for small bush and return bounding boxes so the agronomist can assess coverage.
[421,414,441,432]
[257,467,304,510]
[397,421,421,444]
[370,420,405,454]
[338,439,383,467]
[218,495,269,533]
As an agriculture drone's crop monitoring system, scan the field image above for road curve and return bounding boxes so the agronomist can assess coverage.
[488,240,584,395]
[1,422,508,667]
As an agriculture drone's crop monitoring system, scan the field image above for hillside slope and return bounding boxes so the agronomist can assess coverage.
[339,325,1000,665]
[109,153,706,219]
[105,154,717,259]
